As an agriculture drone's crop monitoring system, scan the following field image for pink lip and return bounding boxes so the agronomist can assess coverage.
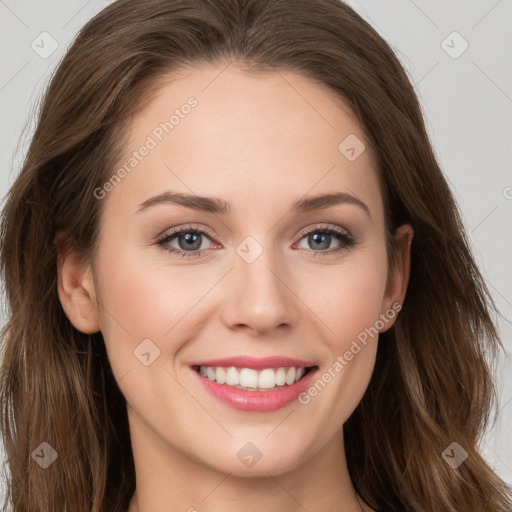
[191,366,319,412]
[189,355,317,370]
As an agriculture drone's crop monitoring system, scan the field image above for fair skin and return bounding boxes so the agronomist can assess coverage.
[57,63,413,512]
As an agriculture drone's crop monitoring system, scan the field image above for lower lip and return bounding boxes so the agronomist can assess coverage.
[192,367,319,412]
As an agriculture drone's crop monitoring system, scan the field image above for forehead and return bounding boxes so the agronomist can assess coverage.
[104,64,383,224]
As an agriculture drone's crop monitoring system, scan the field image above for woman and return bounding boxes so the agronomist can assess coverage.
[0,0,510,511]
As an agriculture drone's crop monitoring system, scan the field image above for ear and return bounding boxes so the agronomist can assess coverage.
[379,223,414,333]
[55,230,100,334]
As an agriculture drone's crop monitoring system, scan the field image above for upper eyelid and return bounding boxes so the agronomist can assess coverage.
[297,223,351,237]
[156,224,215,241]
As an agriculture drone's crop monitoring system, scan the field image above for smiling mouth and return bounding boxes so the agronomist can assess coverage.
[191,364,318,391]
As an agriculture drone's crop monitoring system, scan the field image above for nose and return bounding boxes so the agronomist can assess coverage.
[218,243,300,336]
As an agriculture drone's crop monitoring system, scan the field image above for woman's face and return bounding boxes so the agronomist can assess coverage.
[62,64,411,477]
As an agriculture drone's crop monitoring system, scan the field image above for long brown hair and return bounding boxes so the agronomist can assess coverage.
[1,1,510,510]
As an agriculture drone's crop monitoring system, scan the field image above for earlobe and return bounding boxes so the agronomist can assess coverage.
[379,224,414,332]
[55,231,100,334]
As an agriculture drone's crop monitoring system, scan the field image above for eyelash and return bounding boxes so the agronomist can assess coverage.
[155,223,356,260]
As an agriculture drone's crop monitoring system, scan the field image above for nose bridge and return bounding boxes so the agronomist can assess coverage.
[221,233,298,333]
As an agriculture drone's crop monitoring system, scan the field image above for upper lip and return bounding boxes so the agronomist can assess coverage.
[190,356,318,370]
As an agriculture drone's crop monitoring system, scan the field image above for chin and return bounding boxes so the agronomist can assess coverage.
[196,439,308,478]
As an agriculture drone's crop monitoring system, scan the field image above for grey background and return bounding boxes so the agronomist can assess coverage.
[0,0,511,501]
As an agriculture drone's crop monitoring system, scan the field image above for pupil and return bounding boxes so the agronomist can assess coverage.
[310,233,330,250]
[179,233,201,251]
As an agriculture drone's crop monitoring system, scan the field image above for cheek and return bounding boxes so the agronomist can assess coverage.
[92,242,205,378]
[295,246,388,416]
[304,248,389,349]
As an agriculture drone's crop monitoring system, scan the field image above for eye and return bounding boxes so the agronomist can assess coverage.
[295,224,355,257]
[156,224,218,259]
[155,223,356,260]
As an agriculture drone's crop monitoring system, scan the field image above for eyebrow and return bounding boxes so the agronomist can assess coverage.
[136,190,371,219]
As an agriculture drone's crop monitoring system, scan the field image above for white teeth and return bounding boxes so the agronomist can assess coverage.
[275,367,286,385]
[197,365,310,390]
[258,368,276,389]
[285,367,296,385]
[239,368,258,388]
[225,367,239,386]
[215,367,226,384]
